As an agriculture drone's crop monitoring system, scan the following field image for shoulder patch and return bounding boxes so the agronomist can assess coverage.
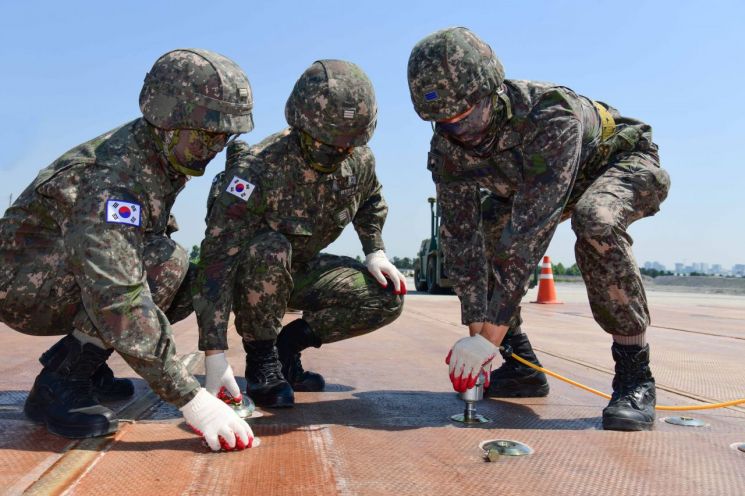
[226,176,255,201]
[106,199,142,226]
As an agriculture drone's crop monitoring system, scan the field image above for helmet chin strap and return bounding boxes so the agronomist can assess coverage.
[309,161,342,174]
[297,130,348,174]
[495,85,512,121]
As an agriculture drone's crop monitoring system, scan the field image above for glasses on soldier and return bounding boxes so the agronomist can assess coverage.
[195,131,240,153]
[436,96,492,140]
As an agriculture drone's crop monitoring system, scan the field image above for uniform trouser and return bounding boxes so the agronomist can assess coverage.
[0,235,201,406]
[481,147,670,337]
[0,235,195,339]
[232,231,404,344]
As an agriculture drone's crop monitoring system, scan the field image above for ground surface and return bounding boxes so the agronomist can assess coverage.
[1,282,744,495]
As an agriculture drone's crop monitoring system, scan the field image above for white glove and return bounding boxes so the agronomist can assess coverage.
[446,334,499,393]
[180,388,254,451]
[205,352,241,399]
[365,250,407,295]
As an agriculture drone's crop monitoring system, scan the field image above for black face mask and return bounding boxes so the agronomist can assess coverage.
[298,130,354,173]
[436,95,501,154]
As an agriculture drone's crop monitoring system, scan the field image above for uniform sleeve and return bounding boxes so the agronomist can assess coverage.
[431,153,488,324]
[63,182,200,407]
[194,142,265,350]
[486,91,582,325]
[352,149,387,255]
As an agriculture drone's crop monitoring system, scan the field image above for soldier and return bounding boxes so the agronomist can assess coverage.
[407,28,670,431]
[0,49,254,450]
[194,59,405,409]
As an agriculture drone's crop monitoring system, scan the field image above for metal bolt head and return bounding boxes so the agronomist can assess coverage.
[486,449,502,462]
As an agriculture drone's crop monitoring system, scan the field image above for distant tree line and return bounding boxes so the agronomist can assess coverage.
[551,263,581,276]
[639,268,674,278]
[392,257,414,270]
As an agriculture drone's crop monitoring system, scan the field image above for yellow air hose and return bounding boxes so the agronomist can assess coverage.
[509,353,745,411]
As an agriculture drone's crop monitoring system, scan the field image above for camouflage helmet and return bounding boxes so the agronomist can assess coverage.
[140,48,253,134]
[285,60,377,148]
[407,27,505,121]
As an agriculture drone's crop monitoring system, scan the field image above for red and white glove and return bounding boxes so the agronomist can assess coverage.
[205,352,242,400]
[365,250,407,295]
[445,334,499,393]
[180,389,254,451]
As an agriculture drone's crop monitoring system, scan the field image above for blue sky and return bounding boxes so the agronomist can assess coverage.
[1,1,743,269]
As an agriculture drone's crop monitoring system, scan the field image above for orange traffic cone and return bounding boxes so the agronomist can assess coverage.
[532,256,563,304]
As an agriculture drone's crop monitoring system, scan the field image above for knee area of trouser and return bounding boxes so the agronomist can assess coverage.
[379,292,404,325]
[571,202,619,240]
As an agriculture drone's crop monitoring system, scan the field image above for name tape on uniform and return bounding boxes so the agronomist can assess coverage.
[226,176,255,201]
[106,200,142,226]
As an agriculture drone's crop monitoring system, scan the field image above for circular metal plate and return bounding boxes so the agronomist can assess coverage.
[226,396,259,419]
[480,439,533,458]
[731,442,745,453]
[663,416,708,427]
[450,413,490,424]
[245,409,264,419]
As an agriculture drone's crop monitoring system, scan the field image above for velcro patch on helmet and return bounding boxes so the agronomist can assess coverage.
[105,200,142,227]
[226,176,255,201]
[343,108,356,119]
[424,90,439,101]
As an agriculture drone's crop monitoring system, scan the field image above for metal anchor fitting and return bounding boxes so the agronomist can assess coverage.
[451,370,490,424]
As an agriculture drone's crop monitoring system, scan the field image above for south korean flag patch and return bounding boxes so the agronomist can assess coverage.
[226,176,255,201]
[106,200,142,227]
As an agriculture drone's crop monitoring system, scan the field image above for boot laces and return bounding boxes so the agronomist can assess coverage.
[613,356,651,401]
[289,352,306,380]
[63,348,106,404]
[250,347,283,382]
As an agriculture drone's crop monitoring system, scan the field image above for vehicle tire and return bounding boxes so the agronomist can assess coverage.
[427,258,442,294]
[414,267,428,292]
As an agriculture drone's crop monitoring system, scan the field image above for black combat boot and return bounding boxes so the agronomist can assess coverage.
[602,343,656,431]
[244,340,295,408]
[276,319,325,392]
[24,335,119,438]
[40,340,134,401]
[487,332,550,398]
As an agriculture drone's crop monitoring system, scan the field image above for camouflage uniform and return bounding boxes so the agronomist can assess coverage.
[0,48,254,410]
[428,82,669,336]
[195,133,403,349]
[410,29,670,338]
[0,119,200,406]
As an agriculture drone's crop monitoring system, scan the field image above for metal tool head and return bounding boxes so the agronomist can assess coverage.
[459,370,486,402]
[452,370,490,424]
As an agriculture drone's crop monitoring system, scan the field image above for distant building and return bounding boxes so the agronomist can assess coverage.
[733,264,745,276]
[644,261,666,272]
[675,263,685,274]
